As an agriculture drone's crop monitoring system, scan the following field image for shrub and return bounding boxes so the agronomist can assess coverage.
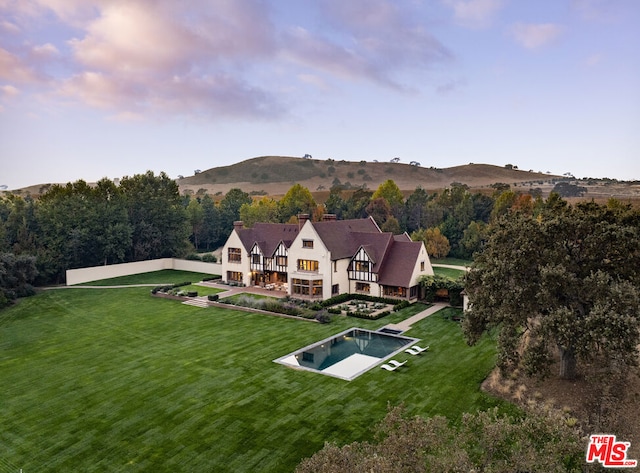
[315,310,331,324]
[186,291,198,297]
[201,254,218,263]
[327,308,342,315]
[185,254,202,261]
[393,300,411,311]
[202,275,221,281]
[207,294,219,301]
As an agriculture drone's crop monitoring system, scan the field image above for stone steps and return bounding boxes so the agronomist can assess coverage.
[182,298,210,308]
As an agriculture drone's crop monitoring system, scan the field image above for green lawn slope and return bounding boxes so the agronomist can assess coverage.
[0,272,507,472]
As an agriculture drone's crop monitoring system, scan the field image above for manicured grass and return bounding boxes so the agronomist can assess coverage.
[0,280,507,472]
[431,257,472,267]
[218,292,278,303]
[178,284,225,296]
[76,270,219,286]
[433,266,466,280]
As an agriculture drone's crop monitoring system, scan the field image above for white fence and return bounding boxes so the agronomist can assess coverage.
[66,258,222,285]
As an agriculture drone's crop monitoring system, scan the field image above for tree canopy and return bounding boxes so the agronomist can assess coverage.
[463,200,640,380]
[296,404,584,473]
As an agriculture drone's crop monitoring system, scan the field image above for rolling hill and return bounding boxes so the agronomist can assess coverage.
[177,156,562,198]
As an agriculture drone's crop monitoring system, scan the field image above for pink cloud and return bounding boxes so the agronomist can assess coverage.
[443,0,505,29]
[509,22,565,49]
[1,0,453,119]
[284,0,452,89]
[0,47,39,82]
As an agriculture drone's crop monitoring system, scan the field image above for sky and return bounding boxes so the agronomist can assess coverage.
[1,0,639,190]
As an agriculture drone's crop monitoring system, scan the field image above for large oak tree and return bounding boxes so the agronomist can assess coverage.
[463,199,640,380]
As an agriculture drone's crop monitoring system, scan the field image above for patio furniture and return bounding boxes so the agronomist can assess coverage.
[380,363,400,371]
[405,345,429,356]
[387,359,407,368]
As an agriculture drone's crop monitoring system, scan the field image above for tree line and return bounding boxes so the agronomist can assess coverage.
[1,172,637,299]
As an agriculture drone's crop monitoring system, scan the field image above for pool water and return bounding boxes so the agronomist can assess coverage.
[274,328,420,380]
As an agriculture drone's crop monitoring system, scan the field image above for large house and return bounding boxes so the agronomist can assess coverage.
[221,215,434,301]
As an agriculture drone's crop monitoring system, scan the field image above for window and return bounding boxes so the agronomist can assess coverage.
[312,279,323,296]
[292,278,310,296]
[420,261,425,271]
[297,259,319,272]
[332,284,339,295]
[228,247,242,263]
[276,256,287,267]
[356,282,370,293]
[302,239,314,248]
[292,278,322,297]
[252,254,261,264]
[333,261,337,272]
[354,260,370,272]
[384,286,407,298]
[227,271,243,282]
[410,286,418,298]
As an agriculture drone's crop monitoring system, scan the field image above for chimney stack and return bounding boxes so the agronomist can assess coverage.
[233,221,244,231]
[322,214,337,221]
[298,214,309,228]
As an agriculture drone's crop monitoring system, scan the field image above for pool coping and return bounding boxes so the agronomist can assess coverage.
[273,327,421,381]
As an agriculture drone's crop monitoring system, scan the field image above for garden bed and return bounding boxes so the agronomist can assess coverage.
[325,300,394,319]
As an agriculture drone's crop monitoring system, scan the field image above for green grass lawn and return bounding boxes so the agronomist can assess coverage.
[433,266,466,280]
[76,270,219,286]
[0,273,507,472]
[430,257,472,267]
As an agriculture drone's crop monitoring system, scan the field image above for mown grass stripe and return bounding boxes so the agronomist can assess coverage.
[0,276,508,472]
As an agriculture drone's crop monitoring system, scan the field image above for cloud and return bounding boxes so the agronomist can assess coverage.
[1,84,20,96]
[443,0,505,29]
[32,42,59,57]
[56,0,284,119]
[570,0,632,22]
[0,47,39,82]
[584,52,603,67]
[59,70,284,120]
[509,22,564,49]
[1,19,21,34]
[284,0,452,90]
[437,78,467,95]
[2,0,453,119]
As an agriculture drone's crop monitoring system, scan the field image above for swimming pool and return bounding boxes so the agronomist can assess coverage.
[274,328,420,381]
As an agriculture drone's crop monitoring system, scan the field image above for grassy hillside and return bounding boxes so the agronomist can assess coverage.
[178,156,559,197]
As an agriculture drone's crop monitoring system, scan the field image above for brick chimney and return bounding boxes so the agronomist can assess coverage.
[233,221,244,231]
[298,214,309,228]
[322,214,337,221]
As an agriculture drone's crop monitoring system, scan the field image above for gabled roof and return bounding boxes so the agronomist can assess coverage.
[350,232,395,271]
[237,223,299,256]
[311,216,380,260]
[377,241,423,287]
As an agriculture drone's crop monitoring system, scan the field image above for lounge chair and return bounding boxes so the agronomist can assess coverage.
[405,345,429,355]
[380,359,407,371]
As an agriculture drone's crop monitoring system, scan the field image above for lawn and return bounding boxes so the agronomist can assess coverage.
[76,270,218,286]
[0,271,507,472]
[433,266,466,280]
